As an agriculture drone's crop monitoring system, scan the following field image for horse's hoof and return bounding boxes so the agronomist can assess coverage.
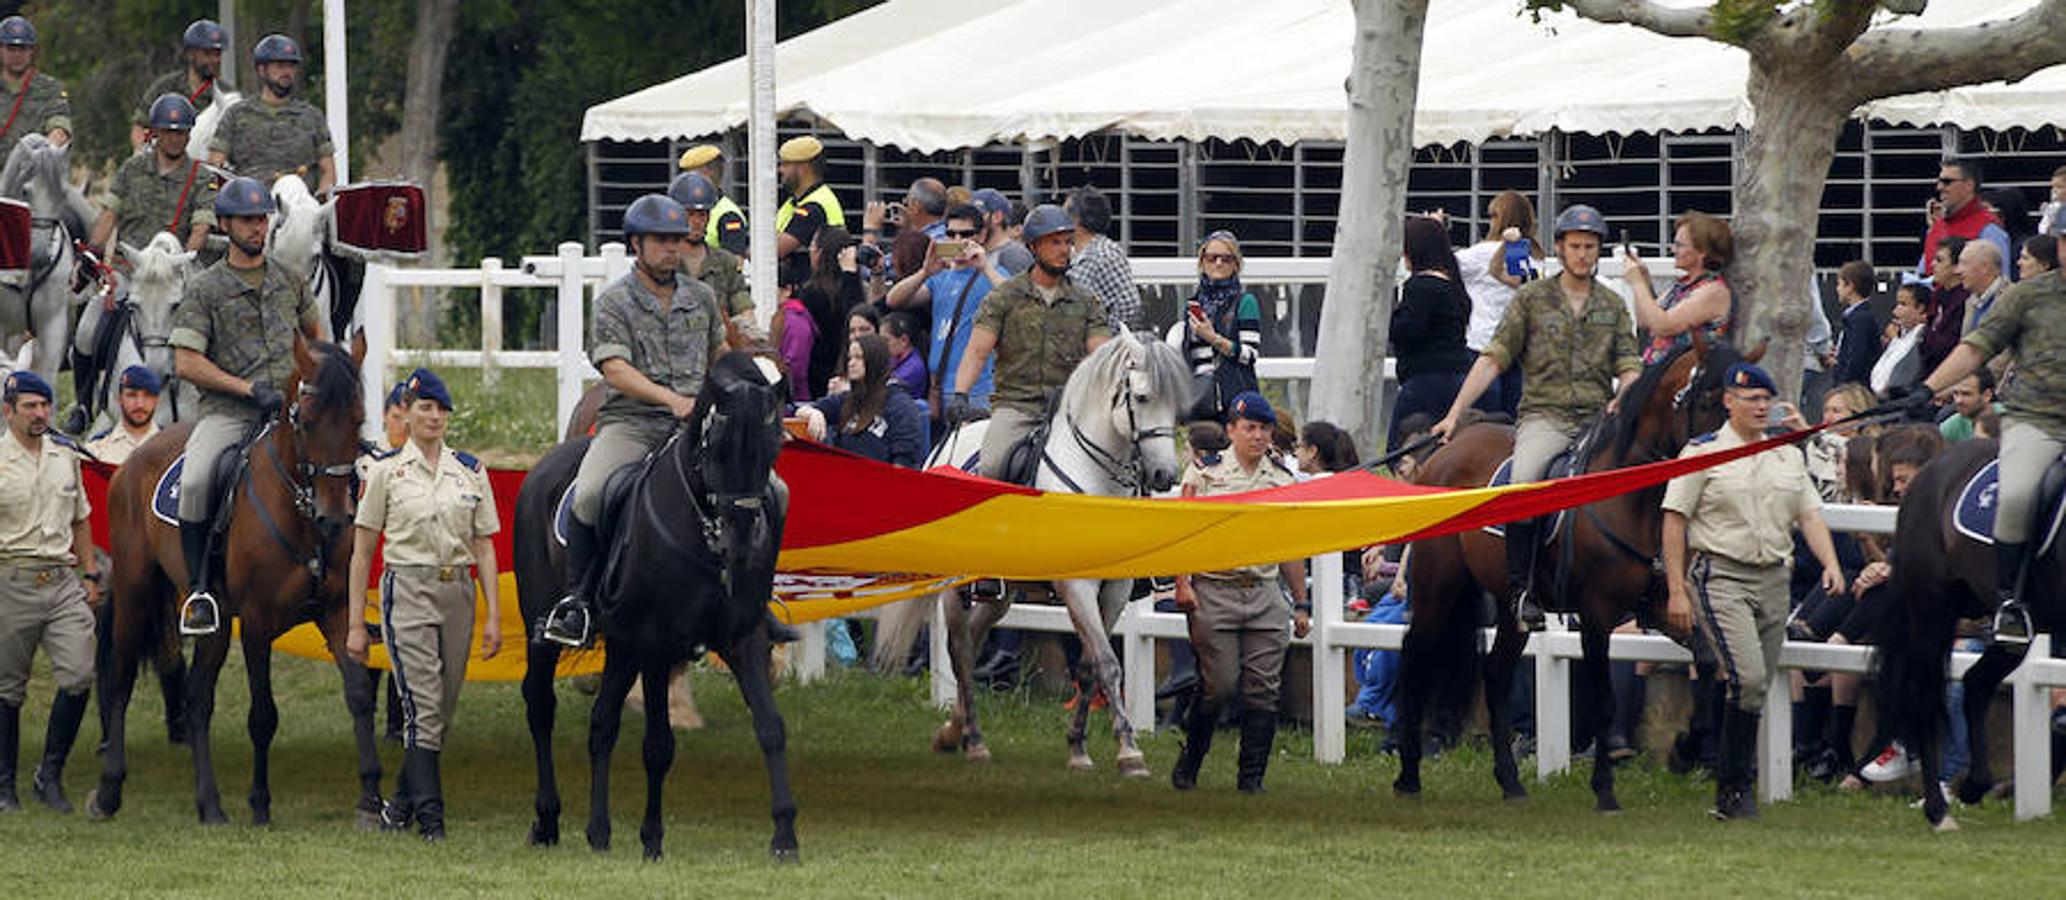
[932,721,963,754]
[1504,788,1530,804]
[1594,798,1621,814]
[355,807,382,831]
[84,790,113,822]
[1067,753,1095,772]
[1116,751,1151,779]
[642,844,663,862]
[527,821,560,847]
[964,743,992,763]
[1933,815,1961,833]
[770,845,801,865]
[251,809,272,827]
[1392,780,1420,798]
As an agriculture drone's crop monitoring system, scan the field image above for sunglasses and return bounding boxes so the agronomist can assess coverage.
[1202,252,1237,264]
[943,228,980,238]
[1936,177,1968,185]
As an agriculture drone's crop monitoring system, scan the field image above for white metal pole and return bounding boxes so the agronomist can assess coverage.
[1312,552,1346,764]
[323,0,350,184]
[359,262,391,442]
[746,0,777,322]
[554,241,584,438]
[217,0,238,89]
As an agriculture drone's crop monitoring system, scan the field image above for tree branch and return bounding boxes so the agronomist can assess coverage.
[1846,0,2066,100]
[1555,0,1717,40]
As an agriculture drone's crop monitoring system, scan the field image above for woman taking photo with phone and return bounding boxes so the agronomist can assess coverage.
[1183,230,1262,422]
[1624,211,1734,367]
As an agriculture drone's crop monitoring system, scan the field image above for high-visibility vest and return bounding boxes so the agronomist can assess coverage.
[775,181,845,233]
[707,193,746,245]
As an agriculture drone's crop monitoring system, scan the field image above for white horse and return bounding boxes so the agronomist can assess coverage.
[269,175,342,340]
[0,134,96,382]
[72,232,193,431]
[880,332,1189,775]
[187,86,240,165]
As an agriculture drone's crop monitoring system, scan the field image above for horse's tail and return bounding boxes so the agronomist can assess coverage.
[1870,569,1952,779]
[868,594,936,674]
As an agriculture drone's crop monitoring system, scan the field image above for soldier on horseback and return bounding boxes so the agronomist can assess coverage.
[540,194,728,647]
[128,19,225,151]
[1905,214,2066,646]
[167,175,325,636]
[0,16,70,159]
[93,93,218,257]
[1429,204,1641,630]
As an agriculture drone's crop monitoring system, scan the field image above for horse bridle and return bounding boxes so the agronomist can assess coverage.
[247,383,361,581]
[1048,350,1176,497]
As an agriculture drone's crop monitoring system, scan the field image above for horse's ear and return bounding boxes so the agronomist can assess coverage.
[292,330,314,375]
[1745,337,1768,365]
[349,329,367,368]
[118,242,140,260]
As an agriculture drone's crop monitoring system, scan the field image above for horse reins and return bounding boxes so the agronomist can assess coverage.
[246,386,363,584]
[1043,351,1175,497]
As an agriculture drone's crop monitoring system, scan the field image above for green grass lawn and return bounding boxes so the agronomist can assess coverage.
[3,653,2062,898]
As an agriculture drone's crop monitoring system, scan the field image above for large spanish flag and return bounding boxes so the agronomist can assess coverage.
[80,422,1825,680]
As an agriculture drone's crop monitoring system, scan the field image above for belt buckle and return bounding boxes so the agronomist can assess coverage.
[36,569,54,586]
[438,566,457,582]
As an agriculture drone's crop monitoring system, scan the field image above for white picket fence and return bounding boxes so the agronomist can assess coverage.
[356,250,2060,821]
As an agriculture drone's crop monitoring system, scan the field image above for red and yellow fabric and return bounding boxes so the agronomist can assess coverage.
[80,421,1832,681]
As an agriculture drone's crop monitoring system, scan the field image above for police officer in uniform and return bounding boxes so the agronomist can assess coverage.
[345,368,501,842]
[129,19,225,151]
[93,94,219,255]
[0,16,69,160]
[168,175,325,636]
[1430,204,1641,630]
[669,171,756,343]
[83,366,163,466]
[0,371,98,814]
[946,204,1112,480]
[677,144,748,255]
[1661,363,1846,820]
[1907,214,2066,645]
[209,34,336,195]
[540,194,726,646]
[1169,391,1311,793]
[774,135,845,288]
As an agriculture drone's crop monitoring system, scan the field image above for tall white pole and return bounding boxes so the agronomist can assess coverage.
[746,0,777,325]
[324,0,351,184]
[217,0,237,88]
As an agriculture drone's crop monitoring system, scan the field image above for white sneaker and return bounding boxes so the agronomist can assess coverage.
[1861,742,1917,783]
[1909,783,1958,809]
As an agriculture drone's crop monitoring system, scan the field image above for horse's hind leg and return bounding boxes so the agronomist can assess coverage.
[524,642,563,847]
[87,583,152,819]
[636,654,678,861]
[935,590,985,760]
[585,646,637,852]
[315,609,384,825]
[1483,620,1528,802]
[1577,625,1619,812]
[240,628,279,825]
[1059,578,1147,776]
[186,629,232,825]
[1955,644,2024,805]
[722,634,798,863]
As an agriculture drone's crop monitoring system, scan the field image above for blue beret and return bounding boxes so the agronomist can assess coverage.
[119,365,162,395]
[1724,363,1777,394]
[384,381,408,408]
[402,368,453,410]
[3,370,52,401]
[1226,390,1274,425]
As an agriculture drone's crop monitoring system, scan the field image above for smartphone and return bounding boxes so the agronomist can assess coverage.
[1618,229,1633,259]
[1187,299,1205,318]
[931,239,965,261]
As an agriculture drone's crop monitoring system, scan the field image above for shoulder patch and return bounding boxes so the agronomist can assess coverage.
[88,428,112,441]
[454,450,481,472]
[369,445,401,461]
[47,432,87,456]
[1689,431,1718,445]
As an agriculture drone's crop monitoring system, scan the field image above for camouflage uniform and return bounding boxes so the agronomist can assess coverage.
[1480,277,1641,482]
[129,70,214,127]
[0,71,70,162]
[167,260,321,521]
[683,244,752,319]
[969,272,1111,480]
[571,273,725,526]
[100,150,219,246]
[209,98,332,193]
[1961,273,2066,545]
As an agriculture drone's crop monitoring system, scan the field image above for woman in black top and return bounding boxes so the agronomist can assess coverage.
[1388,216,1474,447]
[796,227,867,398]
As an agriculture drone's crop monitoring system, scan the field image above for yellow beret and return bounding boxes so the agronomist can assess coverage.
[778,135,824,163]
[677,144,721,170]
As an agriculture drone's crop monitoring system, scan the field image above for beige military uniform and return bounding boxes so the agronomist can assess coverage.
[354,440,498,752]
[0,432,94,705]
[1662,425,1818,712]
[1182,452,1299,712]
[83,423,160,466]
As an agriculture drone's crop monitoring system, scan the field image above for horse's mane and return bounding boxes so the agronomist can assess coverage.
[1593,340,1741,463]
[130,232,190,291]
[0,134,57,200]
[304,340,362,413]
[1058,332,1192,425]
[696,351,784,461]
[269,176,325,278]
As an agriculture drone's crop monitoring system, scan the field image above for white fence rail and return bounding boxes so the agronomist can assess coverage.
[359,252,2056,819]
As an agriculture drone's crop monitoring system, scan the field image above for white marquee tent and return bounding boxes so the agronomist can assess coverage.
[582,0,2066,152]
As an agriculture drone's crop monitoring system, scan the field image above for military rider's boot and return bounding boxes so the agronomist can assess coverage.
[0,700,20,812]
[764,608,801,645]
[1170,702,1216,791]
[30,689,88,814]
[178,520,220,636]
[1991,541,2033,647]
[1504,519,1546,632]
[541,520,598,647]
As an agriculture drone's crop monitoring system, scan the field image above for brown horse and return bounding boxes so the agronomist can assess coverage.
[1394,337,1745,810]
[88,334,382,826]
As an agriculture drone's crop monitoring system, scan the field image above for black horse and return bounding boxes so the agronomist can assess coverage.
[515,351,797,861]
[1875,438,2065,830]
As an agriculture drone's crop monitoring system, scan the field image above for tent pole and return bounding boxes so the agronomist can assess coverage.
[324,0,350,184]
[747,0,777,330]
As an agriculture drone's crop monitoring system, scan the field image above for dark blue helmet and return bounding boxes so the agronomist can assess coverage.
[1021,204,1073,244]
[149,94,198,132]
[183,19,226,51]
[1552,204,1610,240]
[401,368,453,410]
[0,16,36,46]
[622,194,692,237]
[214,177,277,218]
[668,172,720,212]
[253,33,301,64]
